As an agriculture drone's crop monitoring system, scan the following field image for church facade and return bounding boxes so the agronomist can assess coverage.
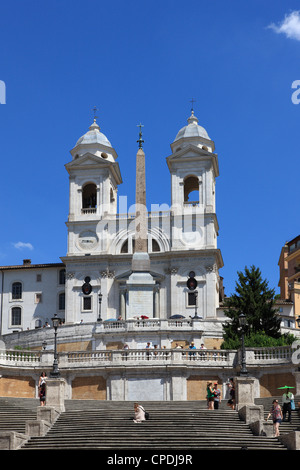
[0,110,224,344]
[1,111,300,403]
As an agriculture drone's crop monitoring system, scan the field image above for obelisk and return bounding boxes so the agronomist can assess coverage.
[132,124,150,271]
[126,124,155,317]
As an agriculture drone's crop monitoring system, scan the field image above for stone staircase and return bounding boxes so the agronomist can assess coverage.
[255,396,300,435]
[0,397,38,434]
[1,397,299,450]
[18,399,290,450]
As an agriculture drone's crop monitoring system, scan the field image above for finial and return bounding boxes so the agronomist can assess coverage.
[89,106,100,131]
[188,99,198,124]
[190,98,196,113]
[92,106,99,122]
[137,123,144,149]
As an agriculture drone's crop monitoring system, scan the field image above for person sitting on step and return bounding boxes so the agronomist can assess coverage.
[133,402,146,423]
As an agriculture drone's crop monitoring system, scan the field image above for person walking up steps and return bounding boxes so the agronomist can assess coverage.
[266,399,283,437]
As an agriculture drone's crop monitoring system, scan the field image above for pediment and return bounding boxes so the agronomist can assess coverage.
[66,152,109,169]
[168,144,215,161]
[65,152,123,184]
[166,144,219,176]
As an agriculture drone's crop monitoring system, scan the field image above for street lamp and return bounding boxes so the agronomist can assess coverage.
[193,291,199,318]
[50,313,61,378]
[97,293,103,322]
[238,313,248,377]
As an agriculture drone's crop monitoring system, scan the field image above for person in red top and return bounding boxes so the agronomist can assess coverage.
[266,399,283,437]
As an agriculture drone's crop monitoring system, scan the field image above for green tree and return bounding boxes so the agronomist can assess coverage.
[222,265,281,347]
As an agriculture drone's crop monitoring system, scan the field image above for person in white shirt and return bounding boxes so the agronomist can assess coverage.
[282,388,294,422]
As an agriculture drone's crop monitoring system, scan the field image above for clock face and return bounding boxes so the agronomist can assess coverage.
[77,231,99,251]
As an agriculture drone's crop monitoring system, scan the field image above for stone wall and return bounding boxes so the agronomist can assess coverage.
[0,375,35,398]
[71,375,106,400]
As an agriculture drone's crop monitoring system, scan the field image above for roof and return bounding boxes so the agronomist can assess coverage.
[0,262,65,271]
[174,111,210,142]
[75,120,112,148]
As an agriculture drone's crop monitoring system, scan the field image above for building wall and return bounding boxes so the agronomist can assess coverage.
[0,264,65,335]
[0,368,297,400]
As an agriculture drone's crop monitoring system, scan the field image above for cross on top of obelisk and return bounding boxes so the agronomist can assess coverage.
[137,123,144,149]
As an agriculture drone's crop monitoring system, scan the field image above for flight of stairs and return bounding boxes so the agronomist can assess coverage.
[18,399,290,450]
[1,397,299,450]
[0,397,38,434]
[255,396,300,435]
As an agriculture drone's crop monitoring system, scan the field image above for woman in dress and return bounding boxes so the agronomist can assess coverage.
[133,403,146,423]
[266,399,283,437]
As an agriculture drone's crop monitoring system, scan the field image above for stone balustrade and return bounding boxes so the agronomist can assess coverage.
[63,348,234,368]
[0,346,295,370]
[101,318,201,330]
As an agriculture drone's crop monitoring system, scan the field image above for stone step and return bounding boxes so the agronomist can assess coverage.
[21,401,287,450]
[0,397,293,450]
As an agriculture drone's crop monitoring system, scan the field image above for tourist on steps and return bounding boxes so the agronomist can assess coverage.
[282,388,294,422]
[266,399,283,437]
[227,378,235,410]
[206,382,215,410]
[133,403,146,423]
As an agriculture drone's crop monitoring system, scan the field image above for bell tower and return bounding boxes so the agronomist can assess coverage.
[166,109,223,320]
[65,117,122,256]
[166,110,219,251]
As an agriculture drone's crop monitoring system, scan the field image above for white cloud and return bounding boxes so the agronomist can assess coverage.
[268,10,300,41]
[13,241,34,251]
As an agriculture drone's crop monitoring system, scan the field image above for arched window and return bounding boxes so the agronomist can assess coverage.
[82,183,97,209]
[152,239,160,252]
[12,282,22,300]
[11,307,21,326]
[120,237,161,253]
[121,239,128,253]
[35,319,42,329]
[110,187,115,203]
[184,176,199,204]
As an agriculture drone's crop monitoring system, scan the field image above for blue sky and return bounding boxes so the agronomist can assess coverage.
[0,1,300,297]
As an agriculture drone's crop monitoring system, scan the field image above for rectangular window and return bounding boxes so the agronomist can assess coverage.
[11,307,21,326]
[12,282,22,300]
[36,274,42,282]
[59,269,66,285]
[83,296,92,311]
[188,292,197,306]
[59,293,65,310]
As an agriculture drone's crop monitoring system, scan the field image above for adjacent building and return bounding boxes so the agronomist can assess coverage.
[278,234,300,328]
